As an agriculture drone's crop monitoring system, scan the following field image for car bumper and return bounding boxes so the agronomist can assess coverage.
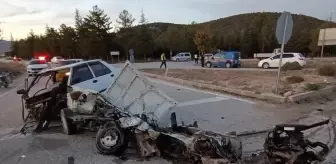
[27,69,44,76]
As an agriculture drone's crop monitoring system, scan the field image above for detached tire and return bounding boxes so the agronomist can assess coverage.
[95,122,128,155]
[60,109,77,135]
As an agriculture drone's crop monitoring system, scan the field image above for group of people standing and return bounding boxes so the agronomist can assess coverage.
[193,54,205,67]
[159,53,205,69]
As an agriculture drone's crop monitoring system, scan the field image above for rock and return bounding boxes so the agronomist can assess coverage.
[283,91,293,97]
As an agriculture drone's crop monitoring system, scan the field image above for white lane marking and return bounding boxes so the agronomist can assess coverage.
[149,78,255,104]
[0,84,23,99]
[176,96,229,107]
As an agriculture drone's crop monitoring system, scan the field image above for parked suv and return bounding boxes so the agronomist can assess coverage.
[205,51,241,68]
[171,52,192,62]
[258,53,306,69]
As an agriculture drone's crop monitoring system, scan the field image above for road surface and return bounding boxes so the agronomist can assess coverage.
[0,71,302,164]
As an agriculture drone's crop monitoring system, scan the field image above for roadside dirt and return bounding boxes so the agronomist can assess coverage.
[141,68,336,96]
[0,61,26,74]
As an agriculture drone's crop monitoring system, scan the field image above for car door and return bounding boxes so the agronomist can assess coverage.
[269,54,280,67]
[180,53,185,61]
[185,53,191,60]
[283,53,294,64]
[69,63,100,91]
[217,53,226,67]
[87,61,116,92]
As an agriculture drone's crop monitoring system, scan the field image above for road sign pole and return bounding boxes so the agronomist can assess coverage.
[275,14,288,94]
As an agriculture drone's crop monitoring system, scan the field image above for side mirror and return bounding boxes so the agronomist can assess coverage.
[17,89,25,94]
[270,57,273,60]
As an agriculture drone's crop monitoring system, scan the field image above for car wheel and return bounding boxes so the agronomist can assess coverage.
[176,58,179,62]
[95,122,128,155]
[225,62,232,68]
[206,62,212,68]
[60,109,77,135]
[262,62,270,69]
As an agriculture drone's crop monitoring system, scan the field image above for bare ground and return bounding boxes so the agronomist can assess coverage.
[0,61,26,73]
[141,68,336,96]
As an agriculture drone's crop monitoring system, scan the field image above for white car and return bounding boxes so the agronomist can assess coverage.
[258,53,307,69]
[171,52,192,62]
[27,59,49,76]
[51,56,64,64]
[39,59,118,93]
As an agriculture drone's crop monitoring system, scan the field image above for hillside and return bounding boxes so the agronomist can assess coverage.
[137,12,336,58]
[10,11,336,60]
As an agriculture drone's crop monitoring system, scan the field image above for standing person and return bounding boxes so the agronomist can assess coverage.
[194,54,198,64]
[201,54,205,67]
[160,53,167,69]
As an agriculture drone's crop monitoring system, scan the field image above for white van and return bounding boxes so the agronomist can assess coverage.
[171,52,192,62]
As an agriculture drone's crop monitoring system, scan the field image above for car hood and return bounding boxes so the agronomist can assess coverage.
[102,61,178,127]
[27,64,48,69]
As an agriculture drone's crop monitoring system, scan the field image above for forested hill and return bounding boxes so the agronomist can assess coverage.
[140,12,336,58]
[10,9,336,60]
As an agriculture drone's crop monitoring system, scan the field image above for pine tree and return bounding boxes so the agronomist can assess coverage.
[139,9,148,25]
[116,10,135,29]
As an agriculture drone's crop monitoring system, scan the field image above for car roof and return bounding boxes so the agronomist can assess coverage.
[38,59,102,74]
[62,59,83,61]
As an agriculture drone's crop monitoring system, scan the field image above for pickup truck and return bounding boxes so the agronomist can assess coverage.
[254,48,281,60]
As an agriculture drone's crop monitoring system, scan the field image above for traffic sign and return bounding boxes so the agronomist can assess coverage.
[275,11,294,94]
[110,51,119,56]
[276,11,293,44]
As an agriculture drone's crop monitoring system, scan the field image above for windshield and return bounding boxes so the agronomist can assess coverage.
[29,60,47,65]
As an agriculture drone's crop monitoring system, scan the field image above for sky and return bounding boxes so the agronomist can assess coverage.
[0,0,335,40]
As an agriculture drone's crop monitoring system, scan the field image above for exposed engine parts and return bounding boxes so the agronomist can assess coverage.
[264,119,330,164]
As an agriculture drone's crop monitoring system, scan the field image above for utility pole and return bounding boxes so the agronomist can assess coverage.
[320,12,333,58]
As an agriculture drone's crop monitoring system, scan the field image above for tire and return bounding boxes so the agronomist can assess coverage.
[205,62,212,68]
[95,122,128,155]
[262,62,270,69]
[176,58,179,62]
[225,62,232,68]
[60,109,77,135]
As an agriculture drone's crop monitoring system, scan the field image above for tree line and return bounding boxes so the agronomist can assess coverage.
[8,6,336,61]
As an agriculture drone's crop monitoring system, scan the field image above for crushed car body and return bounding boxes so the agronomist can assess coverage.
[62,61,243,163]
[17,59,119,132]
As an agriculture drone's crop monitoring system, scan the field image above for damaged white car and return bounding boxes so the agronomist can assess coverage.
[61,61,243,163]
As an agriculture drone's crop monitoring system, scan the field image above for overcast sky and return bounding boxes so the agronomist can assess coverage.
[0,0,335,40]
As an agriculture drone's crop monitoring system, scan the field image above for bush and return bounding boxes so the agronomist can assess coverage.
[281,62,303,71]
[286,76,304,84]
[317,64,336,76]
[304,83,323,91]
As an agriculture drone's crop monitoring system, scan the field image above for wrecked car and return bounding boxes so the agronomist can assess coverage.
[264,119,330,163]
[17,59,119,132]
[62,61,243,163]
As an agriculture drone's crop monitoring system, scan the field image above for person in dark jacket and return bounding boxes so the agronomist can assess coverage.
[200,54,205,67]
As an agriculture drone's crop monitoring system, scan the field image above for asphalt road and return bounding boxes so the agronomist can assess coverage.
[0,70,302,164]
